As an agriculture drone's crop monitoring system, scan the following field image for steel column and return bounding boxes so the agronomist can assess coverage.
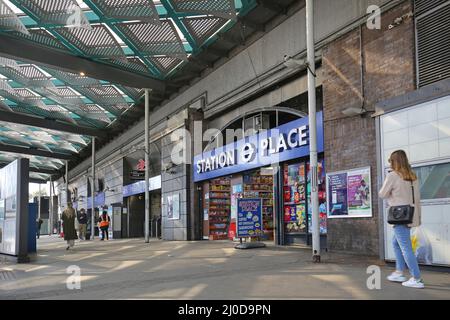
[306,0,320,262]
[91,137,96,240]
[144,89,150,243]
[49,177,53,235]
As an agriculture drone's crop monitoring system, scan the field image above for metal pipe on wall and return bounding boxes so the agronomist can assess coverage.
[306,0,321,262]
[145,89,150,243]
[91,137,96,240]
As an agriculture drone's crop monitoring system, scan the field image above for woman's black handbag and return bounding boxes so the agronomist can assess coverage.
[387,181,415,225]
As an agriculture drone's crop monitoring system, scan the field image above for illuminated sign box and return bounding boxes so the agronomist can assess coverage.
[193,112,324,182]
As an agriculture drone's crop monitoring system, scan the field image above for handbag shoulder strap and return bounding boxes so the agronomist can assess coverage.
[410,180,415,205]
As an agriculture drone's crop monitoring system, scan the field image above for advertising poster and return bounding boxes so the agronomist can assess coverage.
[326,167,372,218]
[327,173,348,216]
[347,169,371,216]
[230,184,243,240]
[237,198,263,238]
[167,193,180,220]
[0,161,18,255]
[284,204,306,233]
[108,206,113,240]
[230,184,243,220]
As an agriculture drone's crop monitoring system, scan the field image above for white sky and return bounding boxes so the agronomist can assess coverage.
[29,182,50,196]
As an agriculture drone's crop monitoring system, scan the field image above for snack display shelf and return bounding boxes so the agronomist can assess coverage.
[243,170,274,241]
[208,178,231,240]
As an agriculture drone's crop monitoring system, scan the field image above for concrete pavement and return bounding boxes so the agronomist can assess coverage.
[1,236,449,300]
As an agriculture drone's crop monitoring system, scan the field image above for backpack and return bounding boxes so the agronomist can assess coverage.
[99,214,110,228]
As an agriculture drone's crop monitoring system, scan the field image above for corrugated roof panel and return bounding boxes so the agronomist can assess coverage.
[182,16,228,45]
[55,24,125,59]
[15,0,90,26]
[116,20,187,60]
[171,0,236,19]
[89,0,161,24]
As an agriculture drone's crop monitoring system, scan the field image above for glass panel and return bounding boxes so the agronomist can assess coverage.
[5,196,16,219]
[414,162,450,200]
[283,163,307,233]
[307,160,327,234]
[243,169,274,240]
[0,199,4,219]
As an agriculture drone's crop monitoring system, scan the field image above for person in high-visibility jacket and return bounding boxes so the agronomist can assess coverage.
[98,210,110,241]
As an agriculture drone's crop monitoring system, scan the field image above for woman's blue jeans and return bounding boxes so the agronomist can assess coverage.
[392,225,421,279]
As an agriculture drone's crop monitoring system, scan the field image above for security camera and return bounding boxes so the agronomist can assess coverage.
[163,161,176,174]
[104,186,115,193]
[283,55,306,69]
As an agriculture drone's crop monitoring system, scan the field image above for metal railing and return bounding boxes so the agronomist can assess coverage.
[150,215,162,239]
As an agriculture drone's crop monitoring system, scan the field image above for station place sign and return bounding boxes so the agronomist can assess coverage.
[193,112,324,182]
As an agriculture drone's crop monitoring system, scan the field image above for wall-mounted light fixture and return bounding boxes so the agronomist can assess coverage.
[283,55,306,69]
[104,186,116,193]
[341,107,368,117]
[388,11,413,30]
[163,161,177,174]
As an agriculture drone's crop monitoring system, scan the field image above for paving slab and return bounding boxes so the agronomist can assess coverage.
[0,236,449,300]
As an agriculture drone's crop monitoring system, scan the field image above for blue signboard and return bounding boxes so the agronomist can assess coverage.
[237,198,263,238]
[123,175,162,198]
[123,180,146,198]
[193,112,324,182]
[87,192,105,209]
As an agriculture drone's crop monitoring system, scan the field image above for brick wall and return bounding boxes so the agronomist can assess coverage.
[322,1,416,255]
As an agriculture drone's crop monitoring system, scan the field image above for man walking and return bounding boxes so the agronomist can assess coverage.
[77,208,87,240]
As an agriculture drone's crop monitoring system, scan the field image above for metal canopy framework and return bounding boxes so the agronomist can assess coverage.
[0,58,137,128]
[0,0,294,179]
[0,0,257,80]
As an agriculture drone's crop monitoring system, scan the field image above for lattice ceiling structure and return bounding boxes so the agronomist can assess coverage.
[0,0,293,180]
[0,0,256,79]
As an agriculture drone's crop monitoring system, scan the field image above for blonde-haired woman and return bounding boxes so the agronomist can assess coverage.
[379,150,424,289]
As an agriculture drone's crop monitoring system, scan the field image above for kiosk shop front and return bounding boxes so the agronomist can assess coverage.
[194,112,326,246]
